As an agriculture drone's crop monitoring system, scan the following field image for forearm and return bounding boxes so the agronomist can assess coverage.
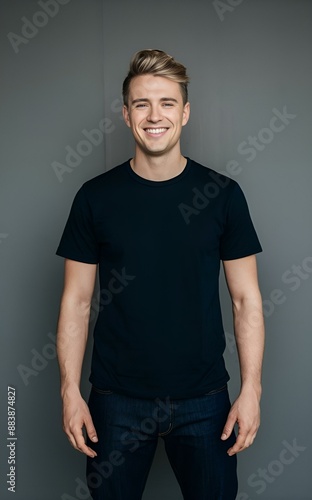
[222,256,264,453]
[57,294,91,398]
[232,293,265,396]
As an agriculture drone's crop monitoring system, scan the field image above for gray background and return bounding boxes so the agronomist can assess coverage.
[1,0,311,499]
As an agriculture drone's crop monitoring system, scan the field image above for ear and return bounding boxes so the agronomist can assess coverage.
[123,105,131,128]
[182,102,190,126]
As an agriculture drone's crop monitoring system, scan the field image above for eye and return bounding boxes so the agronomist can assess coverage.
[163,103,174,107]
[135,103,148,108]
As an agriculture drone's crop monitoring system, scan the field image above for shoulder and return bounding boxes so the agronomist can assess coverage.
[188,158,239,196]
[74,160,130,204]
[68,160,130,212]
[83,160,129,191]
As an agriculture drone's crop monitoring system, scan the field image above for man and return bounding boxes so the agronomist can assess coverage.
[56,49,265,500]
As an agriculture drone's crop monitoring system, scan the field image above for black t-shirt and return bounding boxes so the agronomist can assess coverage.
[56,158,262,399]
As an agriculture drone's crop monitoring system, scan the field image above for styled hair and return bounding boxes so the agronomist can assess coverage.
[122,49,189,107]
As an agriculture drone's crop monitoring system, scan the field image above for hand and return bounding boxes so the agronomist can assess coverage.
[221,386,261,456]
[62,389,98,458]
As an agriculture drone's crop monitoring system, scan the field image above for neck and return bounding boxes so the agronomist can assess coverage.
[131,149,187,181]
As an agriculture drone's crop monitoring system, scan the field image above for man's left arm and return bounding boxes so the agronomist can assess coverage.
[221,254,265,456]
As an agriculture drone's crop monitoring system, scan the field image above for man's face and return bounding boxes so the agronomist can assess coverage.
[123,74,190,157]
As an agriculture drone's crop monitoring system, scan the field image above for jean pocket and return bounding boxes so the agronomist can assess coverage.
[92,386,114,395]
[204,384,227,396]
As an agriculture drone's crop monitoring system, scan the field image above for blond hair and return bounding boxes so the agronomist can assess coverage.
[122,49,190,106]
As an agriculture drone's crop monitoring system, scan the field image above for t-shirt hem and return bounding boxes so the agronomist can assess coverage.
[55,250,99,264]
[89,373,230,400]
[221,246,262,261]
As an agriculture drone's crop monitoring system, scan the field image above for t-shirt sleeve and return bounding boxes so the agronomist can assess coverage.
[56,185,100,264]
[220,182,262,260]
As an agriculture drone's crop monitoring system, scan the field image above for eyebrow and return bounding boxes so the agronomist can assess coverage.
[131,97,179,105]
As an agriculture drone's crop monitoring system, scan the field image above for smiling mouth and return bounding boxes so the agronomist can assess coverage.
[144,127,169,135]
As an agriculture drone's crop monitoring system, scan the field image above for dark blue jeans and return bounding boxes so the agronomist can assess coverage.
[86,385,237,499]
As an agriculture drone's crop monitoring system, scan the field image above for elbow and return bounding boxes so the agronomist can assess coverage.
[232,289,263,315]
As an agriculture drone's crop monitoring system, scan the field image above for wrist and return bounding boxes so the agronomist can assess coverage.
[60,382,81,400]
[240,380,262,399]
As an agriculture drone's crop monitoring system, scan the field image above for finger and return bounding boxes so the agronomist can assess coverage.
[85,413,98,443]
[221,412,236,440]
[245,430,258,448]
[227,432,247,455]
[228,429,257,456]
[71,427,98,458]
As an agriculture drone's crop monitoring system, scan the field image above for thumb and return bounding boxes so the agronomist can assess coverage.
[85,412,98,443]
[221,411,236,440]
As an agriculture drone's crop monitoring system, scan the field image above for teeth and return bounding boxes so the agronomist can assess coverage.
[146,128,167,134]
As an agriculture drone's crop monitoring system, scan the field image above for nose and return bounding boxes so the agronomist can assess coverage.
[147,104,162,122]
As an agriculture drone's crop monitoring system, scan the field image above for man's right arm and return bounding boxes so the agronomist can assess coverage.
[56,258,98,458]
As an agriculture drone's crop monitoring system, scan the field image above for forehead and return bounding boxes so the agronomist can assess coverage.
[128,74,183,101]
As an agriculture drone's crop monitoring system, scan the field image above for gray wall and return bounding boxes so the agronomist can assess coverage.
[1,1,311,499]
